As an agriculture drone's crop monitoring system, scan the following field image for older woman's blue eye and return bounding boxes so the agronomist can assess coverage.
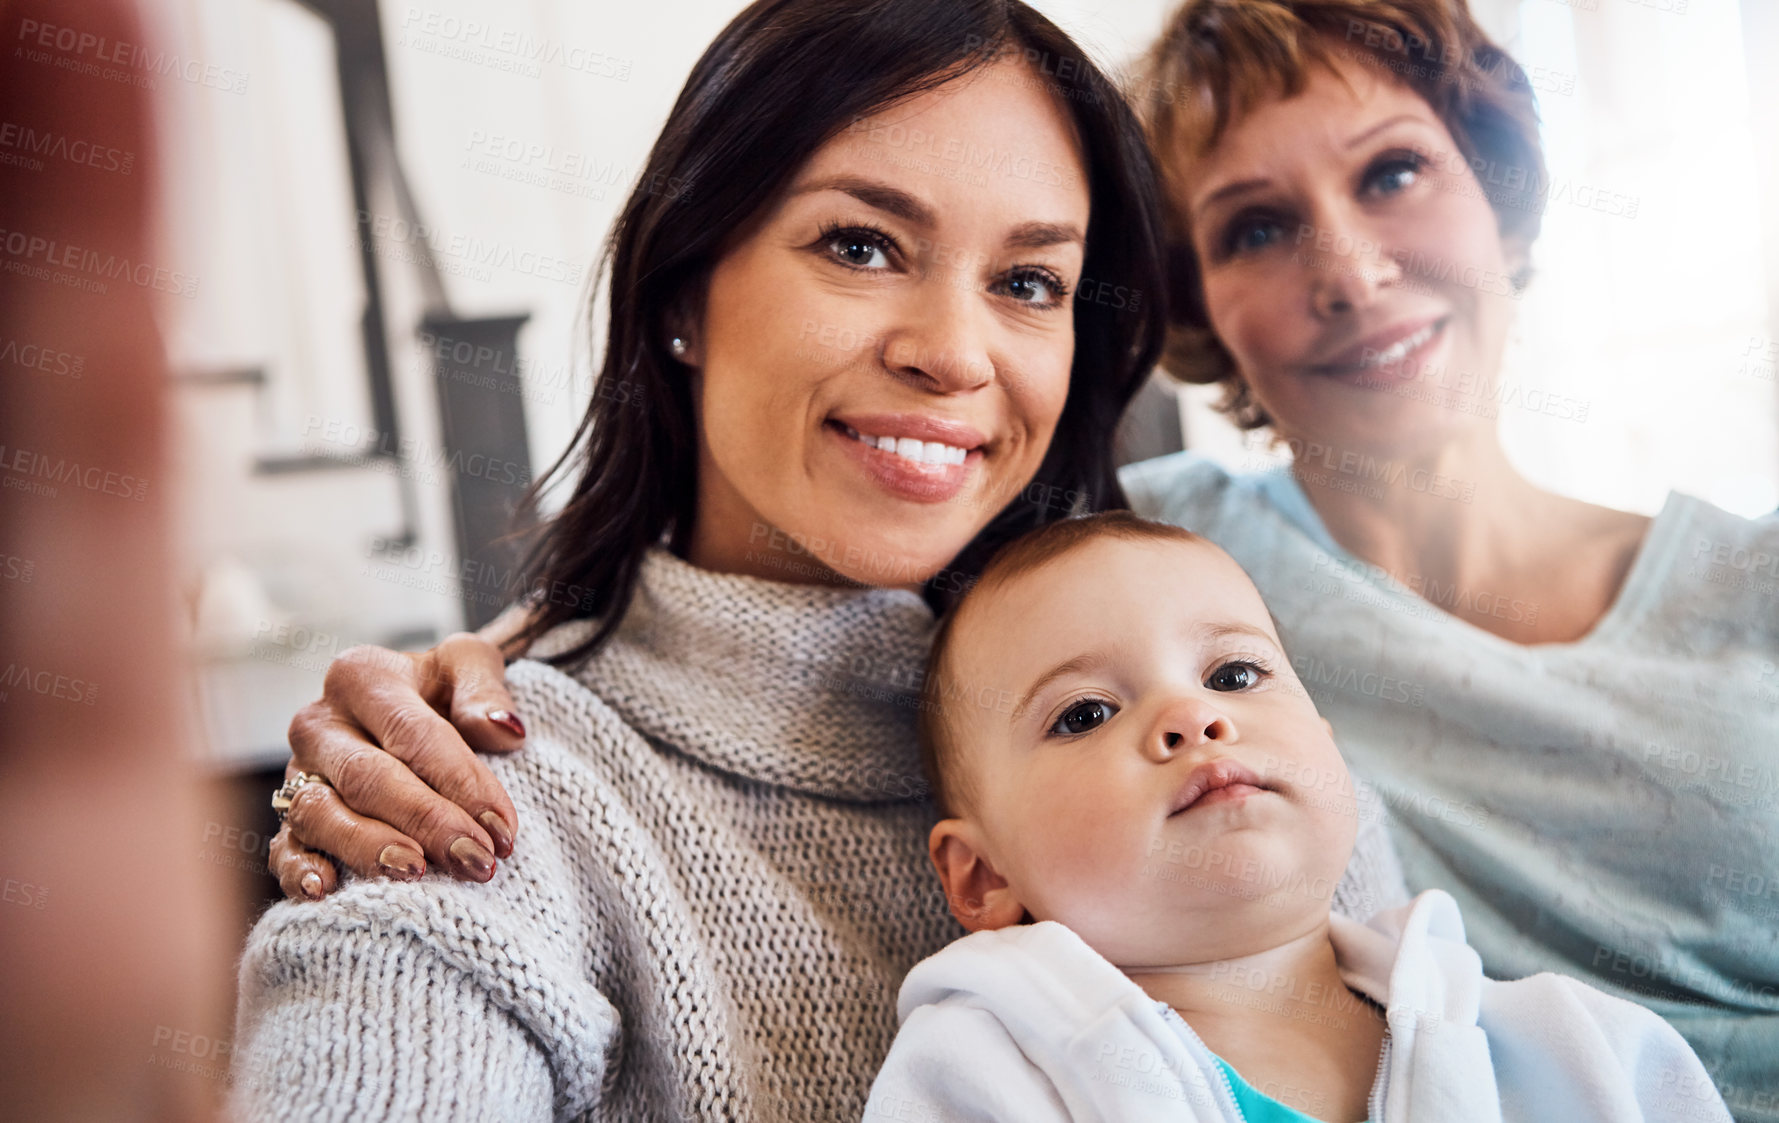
[1366,157,1423,197]
[1226,218,1287,256]
[1206,662,1266,692]
[1051,699,1115,736]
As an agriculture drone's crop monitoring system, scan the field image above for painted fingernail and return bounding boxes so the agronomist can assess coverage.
[487,709,526,738]
[378,843,425,880]
[478,811,514,857]
[450,836,495,880]
[300,872,324,900]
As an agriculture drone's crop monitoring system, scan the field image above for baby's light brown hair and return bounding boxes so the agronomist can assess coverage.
[917,512,1206,819]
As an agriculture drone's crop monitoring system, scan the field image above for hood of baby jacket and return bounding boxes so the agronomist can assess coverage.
[892,890,1504,1122]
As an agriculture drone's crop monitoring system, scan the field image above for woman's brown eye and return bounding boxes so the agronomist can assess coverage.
[825,228,891,269]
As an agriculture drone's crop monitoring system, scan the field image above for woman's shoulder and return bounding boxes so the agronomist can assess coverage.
[505,649,625,728]
[237,857,618,1115]
[1627,491,1779,617]
[491,655,692,823]
[1661,489,1779,554]
[1118,450,1264,526]
[1660,493,1779,638]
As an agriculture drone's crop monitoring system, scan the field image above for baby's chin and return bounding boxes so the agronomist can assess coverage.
[1062,891,1335,970]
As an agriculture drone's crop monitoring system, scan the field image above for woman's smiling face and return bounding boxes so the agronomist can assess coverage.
[1185,54,1526,460]
[683,59,1090,590]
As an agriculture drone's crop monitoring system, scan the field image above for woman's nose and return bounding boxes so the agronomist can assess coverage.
[1304,214,1402,320]
[1148,695,1237,761]
[880,279,995,392]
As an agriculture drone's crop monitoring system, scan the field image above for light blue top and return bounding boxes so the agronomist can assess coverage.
[1212,1054,1351,1123]
[1121,452,1779,1122]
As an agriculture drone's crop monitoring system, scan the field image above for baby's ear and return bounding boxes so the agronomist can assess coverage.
[1320,717,1334,739]
[928,820,1028,932]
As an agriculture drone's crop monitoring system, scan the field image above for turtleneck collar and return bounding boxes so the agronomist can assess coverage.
[526,548,939,802]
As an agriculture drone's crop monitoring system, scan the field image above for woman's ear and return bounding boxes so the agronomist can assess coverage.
[1501,232,1534,294]
[665,282,708,367]
[664,321,703,367]
[929,819,1028,932]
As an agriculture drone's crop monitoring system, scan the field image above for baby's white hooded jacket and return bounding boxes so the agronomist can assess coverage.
[864,891,1731,1122]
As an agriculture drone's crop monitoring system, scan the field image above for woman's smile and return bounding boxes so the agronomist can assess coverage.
[824,415,986,504]
[1306,314,1450,385]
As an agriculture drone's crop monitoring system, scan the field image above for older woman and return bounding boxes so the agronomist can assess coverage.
[1125,2,1776,1115]
[228,1,1404,1119]
[266,0,1778,1117]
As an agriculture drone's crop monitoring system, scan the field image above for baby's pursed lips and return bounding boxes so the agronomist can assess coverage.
[1167,758,1271,816]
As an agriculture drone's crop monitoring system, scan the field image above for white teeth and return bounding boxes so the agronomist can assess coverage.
[1362,323,1436,368]
[839,424,970,466]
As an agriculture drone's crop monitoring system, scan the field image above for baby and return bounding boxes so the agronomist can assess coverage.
[864,512,1730,1123]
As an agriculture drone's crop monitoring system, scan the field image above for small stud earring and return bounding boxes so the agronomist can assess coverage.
[669,337,688,358]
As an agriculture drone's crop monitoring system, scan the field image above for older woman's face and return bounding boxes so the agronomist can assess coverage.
[686,59,1089,590]
[1185,55,1524,459]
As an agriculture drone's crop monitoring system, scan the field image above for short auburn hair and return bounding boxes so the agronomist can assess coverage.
[1135,0,1547,428]
[917,512,1206,819]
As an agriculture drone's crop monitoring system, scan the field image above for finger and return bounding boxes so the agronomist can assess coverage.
[281,779,428,883]
[295,709,500,882]
[303,647,504,872]
[268,826,338,901]
[430,632,527,756]
[352,667,516,862]
[410,635,522,855]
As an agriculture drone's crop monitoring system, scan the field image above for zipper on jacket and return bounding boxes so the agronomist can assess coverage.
[1365,1025,1392,1121]
[1157,1004,1246,1122]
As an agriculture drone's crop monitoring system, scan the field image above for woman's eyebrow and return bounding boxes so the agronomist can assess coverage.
[1190,177,1268,223]
[1005,220,1085,251]
[1342,112,1426,150]
[794,175,935,226]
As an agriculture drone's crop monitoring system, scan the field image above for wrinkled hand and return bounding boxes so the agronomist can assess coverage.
[268,632,524,900]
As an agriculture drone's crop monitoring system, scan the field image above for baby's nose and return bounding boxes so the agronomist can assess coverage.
[1152,701,1237,758]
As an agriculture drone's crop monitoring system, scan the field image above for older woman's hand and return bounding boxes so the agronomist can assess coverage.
[268,631,524,900]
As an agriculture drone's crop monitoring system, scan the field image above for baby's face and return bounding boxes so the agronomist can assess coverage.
[936,536,1358,967]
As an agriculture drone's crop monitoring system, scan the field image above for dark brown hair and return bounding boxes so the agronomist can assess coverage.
[505,0,1169,666]
[1137,0,1547,428]
[917,511,1205,817]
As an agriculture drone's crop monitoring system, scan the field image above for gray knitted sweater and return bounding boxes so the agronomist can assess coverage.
[231,549,1409,1121]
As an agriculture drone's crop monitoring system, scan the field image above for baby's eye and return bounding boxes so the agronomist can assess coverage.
[1206,661,1269,692]
[1049,699,1117,736]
